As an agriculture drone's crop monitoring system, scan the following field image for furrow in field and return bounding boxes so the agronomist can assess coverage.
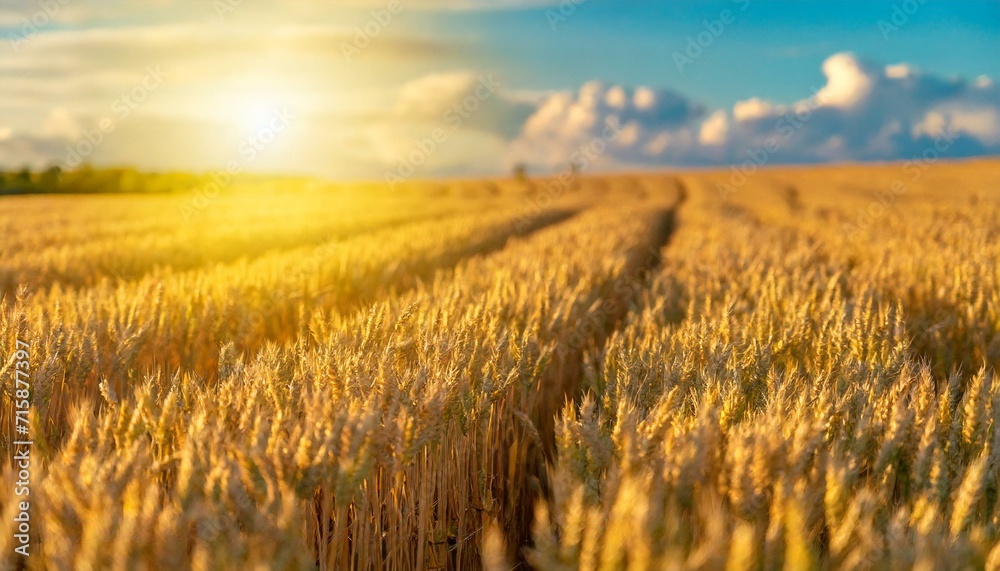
[529,169,1000,569]
[0,205,580,450]
[246,208,579,356]
[497,179,686,562]
[0,196,496,296]
[254,183,687,568]
[0,187,438,255]
[3,192,667,570]
[3,163,998,571]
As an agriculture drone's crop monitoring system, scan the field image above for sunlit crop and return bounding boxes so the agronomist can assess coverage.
[1,161,997,570]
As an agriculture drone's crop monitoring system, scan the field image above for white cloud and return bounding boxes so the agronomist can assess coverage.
[699,110,729,146]
[817,52,878,108]
[938,108,1000,145]
[508,52,1000,172]
[633,87,657,111]
[0,132,71,169]
[40,107,81,139]
[733,98,776,122]
[508,81,706,169]
[386,70,538,138]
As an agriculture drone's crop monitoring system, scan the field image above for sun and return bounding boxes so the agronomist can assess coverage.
[207,73,303,136]
[235,95,286,135]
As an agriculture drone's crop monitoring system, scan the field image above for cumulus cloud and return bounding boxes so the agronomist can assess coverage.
[0,132,72,169]
[389,71,537,139]
[363,71,542,176]
[508,52,1000,171]
[40,108,81,139]
[699,110,729,146]
[507,81,706,169]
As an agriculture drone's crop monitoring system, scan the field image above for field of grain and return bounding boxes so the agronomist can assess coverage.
[1,159,998,570]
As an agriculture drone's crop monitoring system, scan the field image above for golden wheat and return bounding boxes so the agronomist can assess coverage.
[0,161,996,569]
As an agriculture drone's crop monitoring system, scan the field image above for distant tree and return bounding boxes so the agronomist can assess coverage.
[569,161,582,191]
[513,163,528,183]
[16,167,32,184]
[40,165,63,192]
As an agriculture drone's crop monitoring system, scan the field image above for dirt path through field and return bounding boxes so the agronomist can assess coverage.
[501,180,687,566]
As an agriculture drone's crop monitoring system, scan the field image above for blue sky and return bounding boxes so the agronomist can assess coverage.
[409,1,1000,107]
[1,0,998,179]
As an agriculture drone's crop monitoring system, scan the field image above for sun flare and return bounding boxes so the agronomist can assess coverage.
[206,73,306,137]
[234,96,288,134]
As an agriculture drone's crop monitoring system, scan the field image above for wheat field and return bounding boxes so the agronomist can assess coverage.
[1,159,999,570]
